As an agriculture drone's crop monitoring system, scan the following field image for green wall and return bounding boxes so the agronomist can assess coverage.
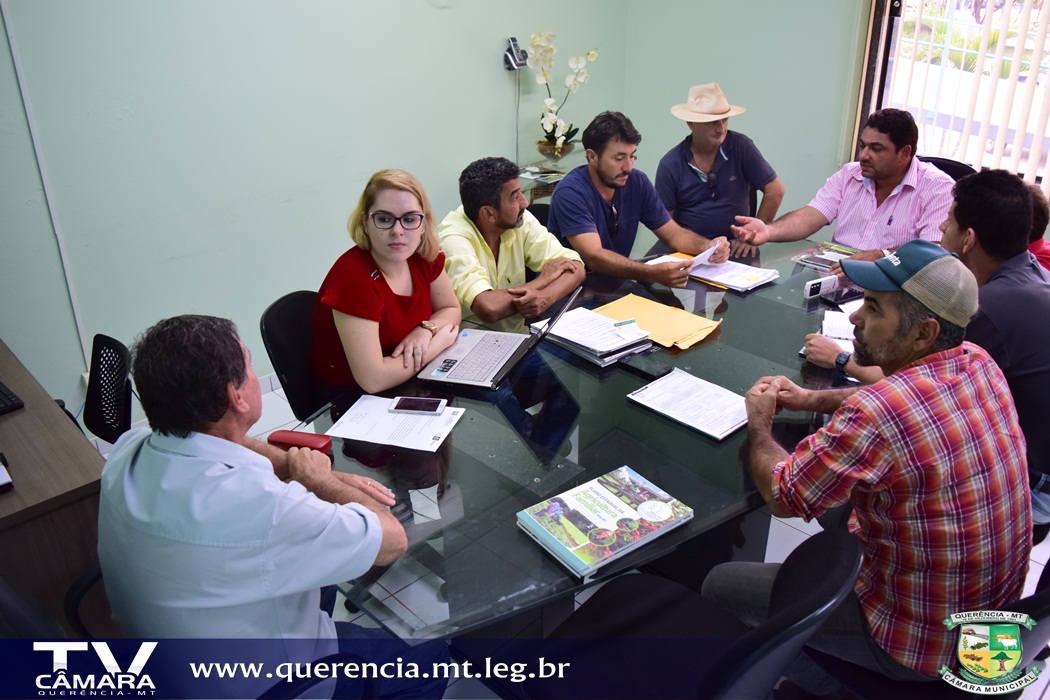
[0,0,869,422]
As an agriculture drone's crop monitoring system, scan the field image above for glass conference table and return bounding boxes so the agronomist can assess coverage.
[316,239,841,641]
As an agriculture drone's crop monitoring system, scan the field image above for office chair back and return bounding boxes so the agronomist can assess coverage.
[699,528,864,699]
[260,290,330,423]
[0,575,67,638]
[917,155,977,181]
[521,529,863,700]
[83,334,132,445]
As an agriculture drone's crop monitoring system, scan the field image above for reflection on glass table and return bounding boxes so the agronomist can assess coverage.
[313,238,843,641]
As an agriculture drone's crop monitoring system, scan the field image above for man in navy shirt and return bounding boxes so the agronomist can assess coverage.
[938,169,1050,532]
[548,111,729,288]
[656,83,783,258]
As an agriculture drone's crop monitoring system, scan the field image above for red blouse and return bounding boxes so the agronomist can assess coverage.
[311,246,445,387]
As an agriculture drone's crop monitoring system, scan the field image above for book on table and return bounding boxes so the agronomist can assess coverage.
[792,241,860,272]
[648,250,779,292]
[516,465,694,579]
[626,367,747,441]
[531,307,652,367]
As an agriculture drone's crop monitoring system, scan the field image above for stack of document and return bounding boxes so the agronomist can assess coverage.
[594,294,721,350]
[792,241,860,272]
[533,307,652,367]
[648,249,779,292]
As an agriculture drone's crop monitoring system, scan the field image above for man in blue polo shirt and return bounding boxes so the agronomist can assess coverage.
[656,83,783,258]
[548,111,729,288]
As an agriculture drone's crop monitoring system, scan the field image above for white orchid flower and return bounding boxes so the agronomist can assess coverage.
[555,119,569,137]
[569,56,586,72]
[587,50,598,62]
[543,97,558,111]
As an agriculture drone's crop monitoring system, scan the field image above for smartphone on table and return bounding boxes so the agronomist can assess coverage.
[388,396,447,415]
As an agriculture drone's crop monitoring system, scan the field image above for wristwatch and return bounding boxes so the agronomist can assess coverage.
[419,320,438,337]
[835,351,852,371]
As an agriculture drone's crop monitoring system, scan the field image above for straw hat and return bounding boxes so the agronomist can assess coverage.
[670,83,746,122]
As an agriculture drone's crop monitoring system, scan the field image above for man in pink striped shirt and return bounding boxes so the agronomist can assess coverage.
[732,109,954,267]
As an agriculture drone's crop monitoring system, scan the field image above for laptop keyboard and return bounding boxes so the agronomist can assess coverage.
[0,380,24,416]
[443,335,518,382]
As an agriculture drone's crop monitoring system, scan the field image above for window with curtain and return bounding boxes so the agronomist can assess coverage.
[863,0,1050,189]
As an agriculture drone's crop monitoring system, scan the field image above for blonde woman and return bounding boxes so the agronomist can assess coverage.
[312,170,461,393]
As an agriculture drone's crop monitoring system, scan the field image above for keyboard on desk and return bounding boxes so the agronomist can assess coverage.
[441,335,518,382]
[0,379,25,416]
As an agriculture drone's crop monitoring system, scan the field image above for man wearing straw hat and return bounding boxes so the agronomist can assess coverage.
[733,109,953,270]
[657,83,784,258]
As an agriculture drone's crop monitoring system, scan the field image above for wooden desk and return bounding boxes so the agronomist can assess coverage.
[0,338,106,632]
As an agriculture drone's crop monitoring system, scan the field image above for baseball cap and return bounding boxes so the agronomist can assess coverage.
[840,239,978,328]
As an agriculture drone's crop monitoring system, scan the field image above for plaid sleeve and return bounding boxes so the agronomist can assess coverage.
[773,396,895,520]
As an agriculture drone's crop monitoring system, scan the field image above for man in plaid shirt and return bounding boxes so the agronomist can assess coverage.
[704,240,1031,695]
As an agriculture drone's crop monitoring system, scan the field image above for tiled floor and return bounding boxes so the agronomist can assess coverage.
[244,380,1050,699]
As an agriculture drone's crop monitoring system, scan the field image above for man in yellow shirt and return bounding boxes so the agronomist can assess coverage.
[438,157,585,332]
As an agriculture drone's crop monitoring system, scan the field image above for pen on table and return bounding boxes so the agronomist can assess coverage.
[298,401,334,429]
[613,319,636,327]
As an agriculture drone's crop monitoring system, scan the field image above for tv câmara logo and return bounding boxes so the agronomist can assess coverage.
[940,611,1040,694]
[34,641,158,696]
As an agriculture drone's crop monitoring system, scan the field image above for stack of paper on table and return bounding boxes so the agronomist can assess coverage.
[531,307,652,367]
[593,294,720,350]
[648,250,779,292]
[516,465,693,579]
[626,368,747,441]
[822,310,856,353]
[792,241,860,272]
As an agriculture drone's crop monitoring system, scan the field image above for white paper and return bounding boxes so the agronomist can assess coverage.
[534,307,649,353]
[646,246,715,269]
[837,298,865,315]
[325,395,465,452]
[822,310,855,353]
[627,368,747,440]
[646,252,778,291]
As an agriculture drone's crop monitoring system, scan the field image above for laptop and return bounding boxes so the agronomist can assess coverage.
[419,286,582,389]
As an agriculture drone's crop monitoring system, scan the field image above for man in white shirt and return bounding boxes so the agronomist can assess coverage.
[98,314,447,698]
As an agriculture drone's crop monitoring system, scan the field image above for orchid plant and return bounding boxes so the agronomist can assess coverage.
[527,32,598,155]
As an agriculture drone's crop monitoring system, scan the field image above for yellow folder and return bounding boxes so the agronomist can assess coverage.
[593,293,720,350]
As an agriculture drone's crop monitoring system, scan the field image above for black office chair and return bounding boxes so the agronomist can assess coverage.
[527,202,551,227]
[805,563,1050,700]
[260,290,335,423]
[0,575,67,638]
[518,529,864,700]
[918,155,977,181]
[83,333,132,445]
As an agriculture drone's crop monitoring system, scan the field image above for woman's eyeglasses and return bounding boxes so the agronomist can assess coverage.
[370,212,425,230]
